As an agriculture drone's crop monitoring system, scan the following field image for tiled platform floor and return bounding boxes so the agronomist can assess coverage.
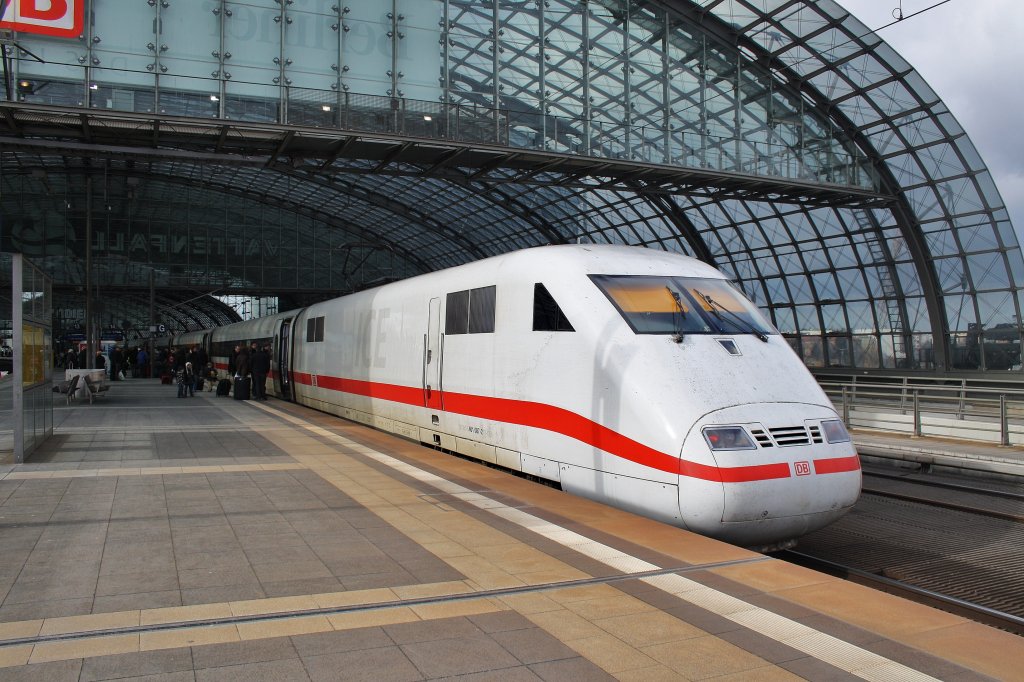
[0,379,1020,680]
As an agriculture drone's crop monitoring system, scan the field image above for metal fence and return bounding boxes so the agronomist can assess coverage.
[818,375,1024,446]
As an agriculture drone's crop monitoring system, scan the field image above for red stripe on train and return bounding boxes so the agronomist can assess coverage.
[291,372,854,483]
[813,455,862,475]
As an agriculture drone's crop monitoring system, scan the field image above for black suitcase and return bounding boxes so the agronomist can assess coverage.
[233,376,251,400]
[216,378,232,396]
[195,377,204,391]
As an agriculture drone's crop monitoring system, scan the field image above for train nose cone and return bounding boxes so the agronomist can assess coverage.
[680,403,861,548]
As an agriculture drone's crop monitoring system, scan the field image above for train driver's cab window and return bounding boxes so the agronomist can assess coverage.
[446,286,496,334]
[590,275,775,337]
[533,283,575,332]
[306,316,325,342]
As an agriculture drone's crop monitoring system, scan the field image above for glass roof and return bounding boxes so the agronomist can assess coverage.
[0,0,1019,372]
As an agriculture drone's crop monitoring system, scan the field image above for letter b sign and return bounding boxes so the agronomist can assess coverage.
[1,0,83,38]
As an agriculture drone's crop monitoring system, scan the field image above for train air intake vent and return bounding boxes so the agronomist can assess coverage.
[809,425,823,444]
[768,426,810,446]
[749,428,773,448]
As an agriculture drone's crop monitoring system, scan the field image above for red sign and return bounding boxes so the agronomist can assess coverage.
[794,461,811,476]
[0,0,84,38]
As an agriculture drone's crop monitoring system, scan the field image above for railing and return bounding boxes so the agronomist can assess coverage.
[16,75,879,191]
[817,376,1024,446]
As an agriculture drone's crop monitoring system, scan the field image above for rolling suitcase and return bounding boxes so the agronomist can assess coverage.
[216,379,232,396]
[233,376,251,400]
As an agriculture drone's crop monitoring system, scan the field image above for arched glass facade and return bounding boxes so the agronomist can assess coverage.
[1,0,1020,373]
[11,0,874,188]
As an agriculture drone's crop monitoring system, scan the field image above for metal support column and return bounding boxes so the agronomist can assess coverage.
[85,175,94,369]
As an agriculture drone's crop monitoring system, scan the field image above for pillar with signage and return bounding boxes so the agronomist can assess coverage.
[3,253,54,462]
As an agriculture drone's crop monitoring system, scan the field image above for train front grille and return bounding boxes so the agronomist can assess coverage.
[749,425,826,448]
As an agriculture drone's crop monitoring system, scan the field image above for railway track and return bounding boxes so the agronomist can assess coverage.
[861,469,1024,523]
[779,468,1024,634]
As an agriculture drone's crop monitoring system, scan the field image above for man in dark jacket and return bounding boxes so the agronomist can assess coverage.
[251,345,271,400]
[234,345,250,378]
[110,345,123,380]
[232,344,252,400]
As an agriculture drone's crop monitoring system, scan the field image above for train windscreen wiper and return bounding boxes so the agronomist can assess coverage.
[696,290,769,342]
[666,286,687,344]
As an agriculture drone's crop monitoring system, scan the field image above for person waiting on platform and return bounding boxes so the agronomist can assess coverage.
[252,344,271,401]
[203,362,218,391]
[110,342,123,378]
[177,361,195,398]
[136,346,148,378]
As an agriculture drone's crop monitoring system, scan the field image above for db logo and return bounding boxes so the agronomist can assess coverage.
[0,0,84,38]
[794,461,812,476]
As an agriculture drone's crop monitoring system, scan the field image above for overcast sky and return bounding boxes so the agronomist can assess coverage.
[837,0,1024,230]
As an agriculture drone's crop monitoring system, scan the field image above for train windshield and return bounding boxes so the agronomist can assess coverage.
[591,275,776,337]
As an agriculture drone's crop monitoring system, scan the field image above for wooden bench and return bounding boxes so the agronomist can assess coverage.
[53,374,81,405]
[83,374,110,403]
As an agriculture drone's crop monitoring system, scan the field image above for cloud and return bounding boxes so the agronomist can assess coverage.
[838,1,1024,228]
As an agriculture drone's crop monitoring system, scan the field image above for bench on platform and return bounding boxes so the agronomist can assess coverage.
[53,374,81,405]
[83,374,110,403]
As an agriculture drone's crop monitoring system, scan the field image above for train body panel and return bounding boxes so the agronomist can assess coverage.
[174,331,207,349]
[191,244,860,549]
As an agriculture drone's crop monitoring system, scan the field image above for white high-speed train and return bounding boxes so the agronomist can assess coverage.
[160,245,861,550]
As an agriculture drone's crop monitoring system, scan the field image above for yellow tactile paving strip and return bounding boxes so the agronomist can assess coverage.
[1,577,804,679]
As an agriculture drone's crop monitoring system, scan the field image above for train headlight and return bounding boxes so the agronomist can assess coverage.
[821,419,851,443]
[702,426,756,451]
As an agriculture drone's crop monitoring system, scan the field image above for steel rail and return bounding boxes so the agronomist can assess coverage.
[861,471,1024,522]
[863,469,1024,500]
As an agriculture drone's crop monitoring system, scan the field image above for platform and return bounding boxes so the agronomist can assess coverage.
[853,428,1024,479]
[0,380,1020,680]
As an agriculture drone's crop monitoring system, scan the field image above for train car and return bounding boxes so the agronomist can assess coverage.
[190,245,861,550]
[206,312,295,396]
[173,330,208,352]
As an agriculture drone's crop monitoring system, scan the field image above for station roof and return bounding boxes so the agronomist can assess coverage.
[0,0,1018,373]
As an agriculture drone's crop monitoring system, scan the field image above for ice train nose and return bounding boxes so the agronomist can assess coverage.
[678,405,861,547]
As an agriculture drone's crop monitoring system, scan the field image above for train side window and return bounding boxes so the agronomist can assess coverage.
[468,286,496,333]
[446,290,469,334]
[533,283,575,332]
[446,287,495,334]
[306,316,325,342]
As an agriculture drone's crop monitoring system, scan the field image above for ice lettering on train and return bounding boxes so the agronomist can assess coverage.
[374,309,390,369]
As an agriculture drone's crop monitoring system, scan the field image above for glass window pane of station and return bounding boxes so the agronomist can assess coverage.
[801,335,824,368]
[851,335,880,368]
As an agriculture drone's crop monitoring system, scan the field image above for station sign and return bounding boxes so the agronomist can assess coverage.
[0,0,84,38]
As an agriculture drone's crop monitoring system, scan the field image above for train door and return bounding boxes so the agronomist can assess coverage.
[275,318,293,401]
[423,297,443,409]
